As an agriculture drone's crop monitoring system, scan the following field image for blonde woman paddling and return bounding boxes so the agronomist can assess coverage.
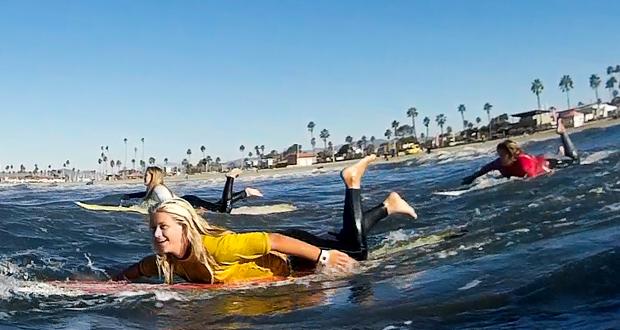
[114,155,417,284]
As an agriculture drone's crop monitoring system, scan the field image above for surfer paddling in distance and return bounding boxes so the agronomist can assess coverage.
[461,116,580,185]
[113,155,417,284]
[121,166,263,213]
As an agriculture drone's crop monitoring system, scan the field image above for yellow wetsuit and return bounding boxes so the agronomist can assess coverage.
[138,232,291,284]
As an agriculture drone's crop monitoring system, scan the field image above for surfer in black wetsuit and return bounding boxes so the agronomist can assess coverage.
[121,167,263,213]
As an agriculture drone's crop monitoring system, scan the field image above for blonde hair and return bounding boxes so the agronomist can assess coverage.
[496,140,523,163]
[144,166,167,198]
[150,198,231,284]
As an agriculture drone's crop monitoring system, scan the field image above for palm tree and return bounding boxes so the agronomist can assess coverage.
[215,157,221,164]
[458,104,466,129]
[311,137,316,150]
[131,159,135,170]
[370,136,376,146]
[360,135,368,150]
[384,129,392,140]
[406,107,419,140]
[186,149,192,168]
[123,138,128,170]
[345,136,353,144]
[607,66,614,76]
[164,158,168,167]
[475,117,481,127]
[435,114,447,136]
[484,102,493,138]
[422,116,430,141]
[254,145,260,157]
[446,126,453,135]
[559,75,574,109]
[531,79,544,110]
[307,121,315,139]
[116,160,121,169]
[133,147,138,167]
[239,144,245,158]
[391,120,399,133]
[590,74,602,103]
[319,129,330,150]
[140,138,145,169]
[606,77,617,100]
[110,160,115,175]
[148,157,155,165]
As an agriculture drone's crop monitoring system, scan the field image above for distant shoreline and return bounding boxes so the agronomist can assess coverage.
[95,116,620,186]
[3,117,619,188]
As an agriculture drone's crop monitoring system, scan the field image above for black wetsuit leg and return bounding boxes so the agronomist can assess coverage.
[560,131,579,161]
[181,179,247,213]
[281,188,389,267]
[230,190,248,204]
[546,130,580,169]
[218,176,235,213]
[181,195,220,212]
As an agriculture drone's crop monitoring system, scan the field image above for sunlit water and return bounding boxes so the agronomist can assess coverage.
[1,124,619,329]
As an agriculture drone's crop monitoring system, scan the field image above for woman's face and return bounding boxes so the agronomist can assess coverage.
[498,149,514,166]
[150,211,187,258]
[144,172,152,186]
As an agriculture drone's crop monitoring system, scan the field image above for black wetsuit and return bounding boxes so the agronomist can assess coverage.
[280,187,389,268]
[181,176,248,213]
[122,176,248,214]
[546,130,580,169]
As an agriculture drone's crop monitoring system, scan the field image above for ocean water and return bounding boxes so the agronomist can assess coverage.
[1,124,619,329]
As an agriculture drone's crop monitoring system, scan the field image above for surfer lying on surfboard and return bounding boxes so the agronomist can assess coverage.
[113,155,417,284]
[121,166,263,213]
[461,117,579,185]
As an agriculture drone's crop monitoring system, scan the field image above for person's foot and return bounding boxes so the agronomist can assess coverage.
[556,117,566,134]
[383,192,417,219]
[340,155,377,189]
[245,187,263,198]
[226,168,242,178]
[557,145,566,157]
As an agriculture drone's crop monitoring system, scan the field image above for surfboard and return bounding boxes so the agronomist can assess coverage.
[75,201,148,214]
[75,201,296,215]
[432,189,470,197]
[46,277,291,295]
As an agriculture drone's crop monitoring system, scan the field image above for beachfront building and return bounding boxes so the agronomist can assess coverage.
[511,110,553,127]
[558,109,586,128]
[285,152,316,166]
[574,103,617,121]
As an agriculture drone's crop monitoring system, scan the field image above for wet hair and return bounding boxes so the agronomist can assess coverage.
[496,140,523,163]
[144,166,168,199]
[149,198,231,284]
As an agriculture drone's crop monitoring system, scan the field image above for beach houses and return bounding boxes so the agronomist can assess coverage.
[285,152,316,166]
[511,110,553,128]
[558,109,586,128]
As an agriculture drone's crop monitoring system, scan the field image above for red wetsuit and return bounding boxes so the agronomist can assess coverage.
[479,153,549,178]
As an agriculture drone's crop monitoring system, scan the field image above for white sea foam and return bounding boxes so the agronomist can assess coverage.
[458,279,482,291]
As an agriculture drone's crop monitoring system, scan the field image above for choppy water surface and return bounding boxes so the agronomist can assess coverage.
[1,125,619,329]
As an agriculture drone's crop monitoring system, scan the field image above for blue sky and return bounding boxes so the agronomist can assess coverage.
[1,0,619,170]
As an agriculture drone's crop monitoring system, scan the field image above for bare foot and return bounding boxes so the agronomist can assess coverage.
[557,145,566,157]
[556,117,566,134]
[340,155,377,188]
[226,168,242,178]
[383,192,417,219]
[245,187,263,198]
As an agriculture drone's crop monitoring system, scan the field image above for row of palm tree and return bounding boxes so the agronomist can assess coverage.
[531,65,620,111]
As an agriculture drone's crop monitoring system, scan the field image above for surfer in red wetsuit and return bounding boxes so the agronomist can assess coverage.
[461,118,579,185]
